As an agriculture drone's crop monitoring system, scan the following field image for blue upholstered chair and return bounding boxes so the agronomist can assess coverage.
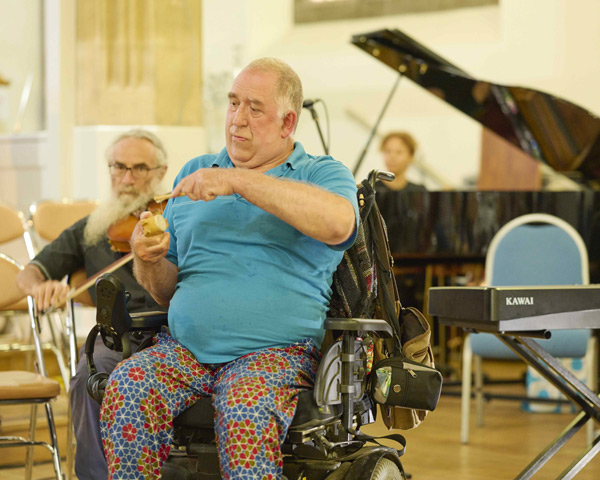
[460,213,598,444]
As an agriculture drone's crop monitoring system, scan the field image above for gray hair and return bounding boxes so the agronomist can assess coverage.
[243,57,303,127]
[105,129,168,166]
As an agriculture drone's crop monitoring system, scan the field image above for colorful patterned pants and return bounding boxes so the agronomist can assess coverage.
[100,333,320,480]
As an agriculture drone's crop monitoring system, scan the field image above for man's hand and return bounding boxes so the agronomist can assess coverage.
[130,211,170,264]
[16,264,70,312]
[171,168,235,201]
[130,211,178,307]
[32,280,69,312]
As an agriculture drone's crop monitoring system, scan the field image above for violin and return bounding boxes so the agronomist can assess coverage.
[107,200,168,252]
[45,200,169,313]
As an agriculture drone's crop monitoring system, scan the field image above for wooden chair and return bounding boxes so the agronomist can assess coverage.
[27,198,99,380]
[0,203,68,384]
[28,199,99,253]
[0,202,36,259]
[28,198,97,480]
[0,253,63,479]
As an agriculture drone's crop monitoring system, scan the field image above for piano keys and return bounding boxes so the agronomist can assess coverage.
[428,287,600,479]
[428,285,600,332]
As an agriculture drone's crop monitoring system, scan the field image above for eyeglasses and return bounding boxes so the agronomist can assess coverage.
[108,162,162,179]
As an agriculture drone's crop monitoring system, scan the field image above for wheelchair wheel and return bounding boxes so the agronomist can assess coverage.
[371,457,402,480]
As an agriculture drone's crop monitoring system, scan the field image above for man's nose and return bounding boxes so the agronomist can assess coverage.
[121,168,136,183]
[232,106,248,126]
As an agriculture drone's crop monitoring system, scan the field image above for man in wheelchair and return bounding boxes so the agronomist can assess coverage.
[86,58,408,479]
[88,57,409,480]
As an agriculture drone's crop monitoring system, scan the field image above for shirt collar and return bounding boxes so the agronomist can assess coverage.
[212,142,307,173]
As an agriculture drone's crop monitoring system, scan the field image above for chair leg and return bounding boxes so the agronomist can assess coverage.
[474,355,484,427]
[43,313,71,392]
[461,334,472,444]
[65,301,78,480]
[27,297,64,479]
[44,401,64,479]
[66,397,75,480]
[66,301,79,379]
[46,342,70,393]
[25,404,37,480]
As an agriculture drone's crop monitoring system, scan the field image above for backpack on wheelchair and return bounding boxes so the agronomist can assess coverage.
[86,171,409,480]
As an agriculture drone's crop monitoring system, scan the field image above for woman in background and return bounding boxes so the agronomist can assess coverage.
[376,130,427,315]
[377,131,426,192]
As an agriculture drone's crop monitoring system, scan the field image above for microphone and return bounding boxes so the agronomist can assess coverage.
[302,98,328,154]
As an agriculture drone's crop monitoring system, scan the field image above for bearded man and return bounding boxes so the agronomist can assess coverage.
[16,128,168,480]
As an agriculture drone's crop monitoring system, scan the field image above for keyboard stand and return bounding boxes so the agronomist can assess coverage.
[492,333,600,479]
[429,285,600,478]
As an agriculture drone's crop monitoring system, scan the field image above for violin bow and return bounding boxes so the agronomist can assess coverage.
[47,253,134,312]
[153,192,187,203]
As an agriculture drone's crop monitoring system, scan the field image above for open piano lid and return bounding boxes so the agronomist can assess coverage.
[352,28,600,185]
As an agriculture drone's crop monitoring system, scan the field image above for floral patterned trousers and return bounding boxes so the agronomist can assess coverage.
[100,333,320,480]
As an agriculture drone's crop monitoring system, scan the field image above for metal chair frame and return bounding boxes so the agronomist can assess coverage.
[461,213,599,444]
[0,253,63,479]
[26,198,98,480]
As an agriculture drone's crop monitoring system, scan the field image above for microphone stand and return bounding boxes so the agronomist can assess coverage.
[352,72,404,176]
[306,103,329,155]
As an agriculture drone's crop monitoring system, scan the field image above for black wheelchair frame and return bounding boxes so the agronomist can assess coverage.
[86,273,407,480]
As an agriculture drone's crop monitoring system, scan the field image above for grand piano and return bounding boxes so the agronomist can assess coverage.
[353,30,600,477]
[351,29,600,275]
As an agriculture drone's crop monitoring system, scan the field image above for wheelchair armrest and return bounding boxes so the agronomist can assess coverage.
[130,311,168,330]
[325,317,392,337]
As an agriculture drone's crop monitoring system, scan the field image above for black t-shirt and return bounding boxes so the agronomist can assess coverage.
[31,216,162,313]
[375,180,427,193]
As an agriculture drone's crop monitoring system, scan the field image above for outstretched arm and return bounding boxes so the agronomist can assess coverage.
[171,167,356,245]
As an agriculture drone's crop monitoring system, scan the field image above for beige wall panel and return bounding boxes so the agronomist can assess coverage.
[153,0,202,126]
[76,0,202,126]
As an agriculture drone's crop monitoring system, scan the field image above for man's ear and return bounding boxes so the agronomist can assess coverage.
[281,111,297,139]
[158,165,168,181]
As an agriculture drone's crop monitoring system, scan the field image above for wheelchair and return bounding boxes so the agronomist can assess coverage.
[86,272,407,480]
[86,168,407,479]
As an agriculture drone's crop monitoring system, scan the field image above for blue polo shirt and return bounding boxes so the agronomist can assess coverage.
[162,142,359,363]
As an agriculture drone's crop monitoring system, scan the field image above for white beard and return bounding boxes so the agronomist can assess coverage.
[83,180,163,247]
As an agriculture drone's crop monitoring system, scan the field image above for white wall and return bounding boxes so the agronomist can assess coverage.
[0,0,43,134]
[0,0,45,212]
[201,0,293,153]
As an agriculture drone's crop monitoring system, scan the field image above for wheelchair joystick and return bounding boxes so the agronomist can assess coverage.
[85,273,134,404]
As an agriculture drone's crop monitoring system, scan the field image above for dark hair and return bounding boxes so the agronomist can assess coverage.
[380,131,417,156]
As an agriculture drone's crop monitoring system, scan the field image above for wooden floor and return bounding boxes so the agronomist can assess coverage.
[1,379,599,479]
[363,393,600,480]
